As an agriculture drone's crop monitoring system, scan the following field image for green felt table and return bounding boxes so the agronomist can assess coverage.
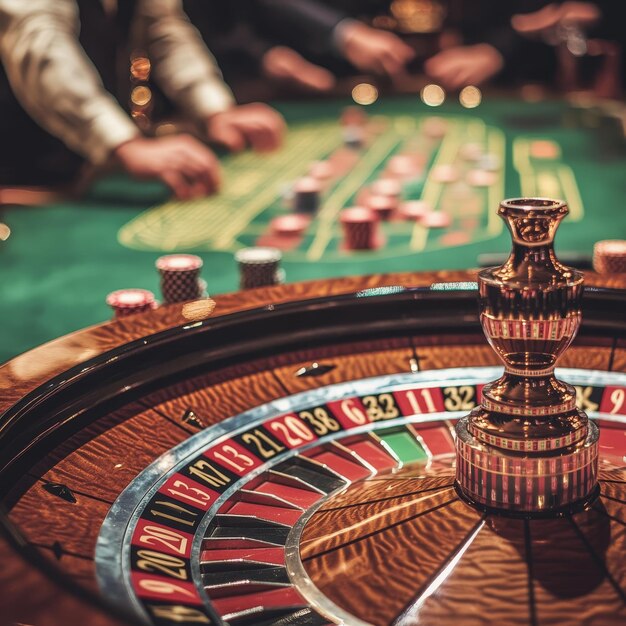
[1,95,624,363]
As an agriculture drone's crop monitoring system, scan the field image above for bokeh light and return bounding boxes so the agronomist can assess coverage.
[352,83,379,106]
[420,84,446,107]
[131,86,152,107]
[130,57,151,81]
[459,86,482,109]
[0,223,11,241]
[155,123,178,136]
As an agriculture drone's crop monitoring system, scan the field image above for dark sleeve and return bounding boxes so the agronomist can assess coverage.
[183,0,273,76]
[250,0,349,58]
[464,0,552,64]
[587,0,626,46]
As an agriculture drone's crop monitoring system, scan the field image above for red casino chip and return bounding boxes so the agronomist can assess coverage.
[365,194,397,221]
[529,139,559,159]
[593,240,626,274]
[106,289,157,318]
[459,142,483,162]
[156,254,203,273]
[340,207,379,250]
[430,164,459,184]
[421,210,452,228]
[370,178,402,198]
[386,154,422,180]
[270,214,311,236]
[466,169,498,187]
[308,160,334,181]
[399,200,431,221]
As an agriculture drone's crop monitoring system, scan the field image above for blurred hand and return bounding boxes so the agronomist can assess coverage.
[262,46,336,92]
[206,103,286,153]
[512,2,601,36]
[340,22,415,76]
[424,44,504,90]
[113,135,220,200]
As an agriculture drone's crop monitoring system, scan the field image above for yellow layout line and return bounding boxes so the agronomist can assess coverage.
[512,137,535,197]
[306,132,401,261]
[421,122,461,208]
[512,137,584,221]
[465,119,486,142]
[557,166,583,221]
[487,127,506,236]
[410,121,461,250]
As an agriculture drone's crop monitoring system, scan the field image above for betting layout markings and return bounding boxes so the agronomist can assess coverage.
[512,136,584,222]
[118,122,342,251]
[410,118,506,251]
[118,112,508,263]
[306,129,403,261]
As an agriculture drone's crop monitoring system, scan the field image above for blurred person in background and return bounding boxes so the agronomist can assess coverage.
[511,1,624,97]
[183,0,416,95]
[0,0,285,198]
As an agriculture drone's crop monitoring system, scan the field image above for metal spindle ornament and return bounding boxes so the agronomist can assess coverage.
[455,198,599,513]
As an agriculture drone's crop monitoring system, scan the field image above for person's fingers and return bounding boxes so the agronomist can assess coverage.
[181,159,218,196]
[426,62,464,90]
[161,169,192,200]
[182,144,222,193]
[389,40,415,64]
[438,71,462,90]
[241,121,278,152]
[561,1,601,23]
[262,108,287,139]
[187,179,213,198]
[268,47,336,91]
[201,150,222,192]
[380,53,405,76]
[399,42,416,62]
[424,59,452,82]
[423,52,450,76]
[511,3,561,34]
[249,110,285,151]
[452,69,475,89]
[298,63,336,91]
[212,124,246,152]
[362,51,389,75]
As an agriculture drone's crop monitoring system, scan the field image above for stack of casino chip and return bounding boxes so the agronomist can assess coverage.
[340,207,379,250]
[235,247,283,289]
[156,254,204,303]
[365,194,396,221]
[106,289,157,319]
[343,126,365,149]
[293,177,321,213]
[270,214,311,236]
[593,240,626,274]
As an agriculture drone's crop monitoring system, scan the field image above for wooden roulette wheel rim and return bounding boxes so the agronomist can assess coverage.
[0,270,625,626]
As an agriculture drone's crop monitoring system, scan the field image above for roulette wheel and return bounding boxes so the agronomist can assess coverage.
[1,200,626,626]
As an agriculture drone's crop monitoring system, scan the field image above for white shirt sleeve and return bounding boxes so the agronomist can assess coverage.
[0,0,140,164]
[137,0,235,120]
